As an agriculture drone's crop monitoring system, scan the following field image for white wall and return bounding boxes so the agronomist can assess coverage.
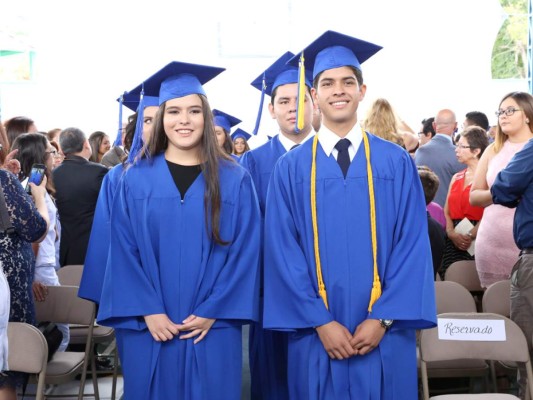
[0,0,527,148]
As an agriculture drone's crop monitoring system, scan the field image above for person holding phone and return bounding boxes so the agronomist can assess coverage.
[0,155,48,400]
[11,133,69,351]
[25,165,45,193]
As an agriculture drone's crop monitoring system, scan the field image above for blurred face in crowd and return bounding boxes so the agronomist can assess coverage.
[233,138,246,155]
[99,135,111,156]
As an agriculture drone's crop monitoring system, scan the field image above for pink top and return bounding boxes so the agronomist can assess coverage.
[427,202,446,229]
[475,140,527,287]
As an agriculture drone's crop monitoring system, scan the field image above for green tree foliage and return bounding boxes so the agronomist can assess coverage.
[492,0,528,78]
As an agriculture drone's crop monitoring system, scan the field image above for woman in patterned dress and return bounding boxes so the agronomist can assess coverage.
[0,141,48,399]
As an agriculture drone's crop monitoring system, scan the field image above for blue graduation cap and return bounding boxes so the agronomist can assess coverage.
[113,91,160,147]
[126,61,225,104]
[250,51,312,135]
[231,128,251,142]
[250,51,312,97]
[122,91,159,112]
[287,30,382,80]
[212,109,241,133]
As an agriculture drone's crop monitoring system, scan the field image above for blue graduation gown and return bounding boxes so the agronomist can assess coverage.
[79,163,125,303]
[240,135,289,400]
[263,134,437,400]
[97,154,261,400]
[240,135,286,215]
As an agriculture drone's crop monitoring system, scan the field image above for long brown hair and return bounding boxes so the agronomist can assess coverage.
[144,94,230,245]
[11,133,56,197]
[221,130,234,155]
[494,91,533,153]
[4,116,35,146]
[88,131,109,162]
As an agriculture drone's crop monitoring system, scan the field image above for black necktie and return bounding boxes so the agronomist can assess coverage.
[290,144,300,150]
[335,138,351,178]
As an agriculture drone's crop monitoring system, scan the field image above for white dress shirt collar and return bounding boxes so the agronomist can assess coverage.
[278,130,316,152]
[318,122,363,161]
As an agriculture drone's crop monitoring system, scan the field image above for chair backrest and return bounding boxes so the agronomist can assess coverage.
[482,279,511,317]
[34,285,95,326]
[7,322,47,373]
[56,264,84,286]
[435,281,477,314]
[419,312,533,400]
[444,260,483,292]
[7,322,48,400]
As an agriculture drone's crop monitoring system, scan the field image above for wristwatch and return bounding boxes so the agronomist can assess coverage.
[379,319,394,330]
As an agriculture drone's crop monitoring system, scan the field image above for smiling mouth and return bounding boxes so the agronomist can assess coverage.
[330,100,348,107]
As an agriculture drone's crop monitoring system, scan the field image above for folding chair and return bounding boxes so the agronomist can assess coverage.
[7,322,48,400]
[444,260,483,293]
[34,285,98,400]
[57,264,119,400]
[482,280,511,317]
[482,280,514,393]
[445,260,484,310]
[420,282,489,393]
[420,312,533,399]
[56,264,84,286]
[435,281,477,315]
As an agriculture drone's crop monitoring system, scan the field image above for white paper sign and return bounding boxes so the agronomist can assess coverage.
[438,318,506,341]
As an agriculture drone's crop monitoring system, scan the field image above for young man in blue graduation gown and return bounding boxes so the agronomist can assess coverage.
[240,52,315,400]
[97,62,261,400]
[263,31,437,400]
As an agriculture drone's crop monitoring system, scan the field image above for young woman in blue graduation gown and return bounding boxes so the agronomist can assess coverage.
[97,76,261,399]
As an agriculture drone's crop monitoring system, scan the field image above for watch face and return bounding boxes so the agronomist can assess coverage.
[380,319,393,328]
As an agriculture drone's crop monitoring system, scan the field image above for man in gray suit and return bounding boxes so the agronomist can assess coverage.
[415,109,463,206]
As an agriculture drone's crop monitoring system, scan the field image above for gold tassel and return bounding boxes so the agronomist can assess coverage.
[296,52,306,131]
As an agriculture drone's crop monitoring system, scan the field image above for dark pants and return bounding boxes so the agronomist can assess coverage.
[510,252,533,399]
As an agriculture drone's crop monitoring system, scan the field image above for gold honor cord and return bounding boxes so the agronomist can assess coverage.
[311,128,382,312]
[311,135,328,308]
